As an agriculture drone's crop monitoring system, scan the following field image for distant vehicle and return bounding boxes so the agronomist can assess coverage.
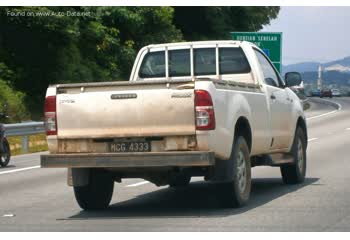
[320,89,332,98]
[311,89,321,97]
[331,89,341,97]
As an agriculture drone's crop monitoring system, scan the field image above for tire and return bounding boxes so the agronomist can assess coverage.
[0,139,11,167]
[280,127,306,184]
[169,172,191,187]
[221,136,251,207]
[73,169,114,210]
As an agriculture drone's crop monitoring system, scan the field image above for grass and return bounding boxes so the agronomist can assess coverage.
[7,133,48,156]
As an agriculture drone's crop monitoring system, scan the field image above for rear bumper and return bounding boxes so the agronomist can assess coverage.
[40,151,215,168]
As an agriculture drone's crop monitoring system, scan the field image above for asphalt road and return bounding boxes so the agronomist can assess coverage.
[1,97,350,231]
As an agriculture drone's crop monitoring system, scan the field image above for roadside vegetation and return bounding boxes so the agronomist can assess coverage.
[7,134,48,156]
[0,78,30,123]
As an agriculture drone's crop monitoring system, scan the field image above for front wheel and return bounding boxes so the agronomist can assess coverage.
[221,136,251,207]
[74,169,114,210]
[280,127,306,184]
[0,139,11,167]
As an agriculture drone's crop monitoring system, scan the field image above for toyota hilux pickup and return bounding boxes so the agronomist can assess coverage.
[41,41,308,210]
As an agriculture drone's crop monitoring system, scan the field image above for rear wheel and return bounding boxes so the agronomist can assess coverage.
[0,139,11,167]
[74,169,114,210]
[280,127,306,184]
[221,136,251,207]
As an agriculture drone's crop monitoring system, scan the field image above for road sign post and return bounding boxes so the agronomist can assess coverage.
[231,32,282,73]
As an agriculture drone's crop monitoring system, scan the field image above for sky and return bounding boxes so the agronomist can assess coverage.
[262,6,350,65]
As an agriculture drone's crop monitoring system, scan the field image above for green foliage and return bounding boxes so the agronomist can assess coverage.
[0,78,29,122]
[0,6,279,121]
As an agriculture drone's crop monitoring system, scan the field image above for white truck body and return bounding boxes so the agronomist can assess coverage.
[41,41,308,209]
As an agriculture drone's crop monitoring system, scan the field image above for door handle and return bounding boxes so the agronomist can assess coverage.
[270,94,276,100]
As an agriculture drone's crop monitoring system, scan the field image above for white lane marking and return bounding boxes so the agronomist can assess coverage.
[0,165,40,175]
[306,101,342,120]
[308,138,318,142]
[307,110,338,120]
[126,181,149,187]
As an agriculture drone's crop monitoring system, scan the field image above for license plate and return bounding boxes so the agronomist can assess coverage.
[109,142,151,153]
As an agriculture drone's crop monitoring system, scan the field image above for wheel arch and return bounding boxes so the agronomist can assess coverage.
[234,116,252,153]
[296,117,308,148]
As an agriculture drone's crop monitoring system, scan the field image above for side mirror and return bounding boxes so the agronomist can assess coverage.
[285,72,302,87]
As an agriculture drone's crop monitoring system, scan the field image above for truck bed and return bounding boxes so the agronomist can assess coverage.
[55,79,196,139]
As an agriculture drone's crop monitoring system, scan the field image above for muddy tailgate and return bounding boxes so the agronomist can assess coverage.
[55,81,196,139]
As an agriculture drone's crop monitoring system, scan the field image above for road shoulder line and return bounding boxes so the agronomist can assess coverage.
[0,165,40,175]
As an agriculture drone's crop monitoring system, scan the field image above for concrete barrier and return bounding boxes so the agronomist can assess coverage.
[308,98,341,110]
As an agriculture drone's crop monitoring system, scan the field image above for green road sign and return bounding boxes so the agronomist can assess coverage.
[231,32,282,73]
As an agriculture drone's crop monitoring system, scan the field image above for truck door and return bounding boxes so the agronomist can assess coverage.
[253,49,293,150]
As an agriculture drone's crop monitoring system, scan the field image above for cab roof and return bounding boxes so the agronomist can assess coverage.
[145,40,257,49]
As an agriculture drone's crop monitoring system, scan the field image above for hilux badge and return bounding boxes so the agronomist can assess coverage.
[111,93,137,99]
[171,93,192,98]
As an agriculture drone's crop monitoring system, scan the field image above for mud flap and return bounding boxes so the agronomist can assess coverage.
[209,158,234,182]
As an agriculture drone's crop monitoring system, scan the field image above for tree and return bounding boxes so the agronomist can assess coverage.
[173,7,280,40]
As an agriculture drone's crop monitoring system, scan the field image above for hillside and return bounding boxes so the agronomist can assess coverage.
[282,56,350,88]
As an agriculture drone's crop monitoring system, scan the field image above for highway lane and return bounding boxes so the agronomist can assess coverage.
[0,97,350,231]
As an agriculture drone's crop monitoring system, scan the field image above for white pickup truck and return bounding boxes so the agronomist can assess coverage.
[41,41,307,210]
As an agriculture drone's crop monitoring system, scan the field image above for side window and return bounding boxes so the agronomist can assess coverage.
[139,51,165,78]
[194,48,216,75]
[169,49,191,77]
[254,49,280,88]
[219,47,251,74]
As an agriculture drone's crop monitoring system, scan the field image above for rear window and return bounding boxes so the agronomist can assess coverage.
[219,48,251,74]
[194,48,216,75]
[139,51,165,78]
[169,49,191,77]
[138,47,251,78]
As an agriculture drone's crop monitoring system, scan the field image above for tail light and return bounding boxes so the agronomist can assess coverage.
[44,96,57,135]
[195,90,215,130]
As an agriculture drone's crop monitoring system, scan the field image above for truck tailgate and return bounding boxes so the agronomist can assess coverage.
[56,81,196,139]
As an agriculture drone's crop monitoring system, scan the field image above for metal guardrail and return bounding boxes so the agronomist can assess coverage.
[4,122,45,136]
[4,122,45,153]
[307,97,341,110]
